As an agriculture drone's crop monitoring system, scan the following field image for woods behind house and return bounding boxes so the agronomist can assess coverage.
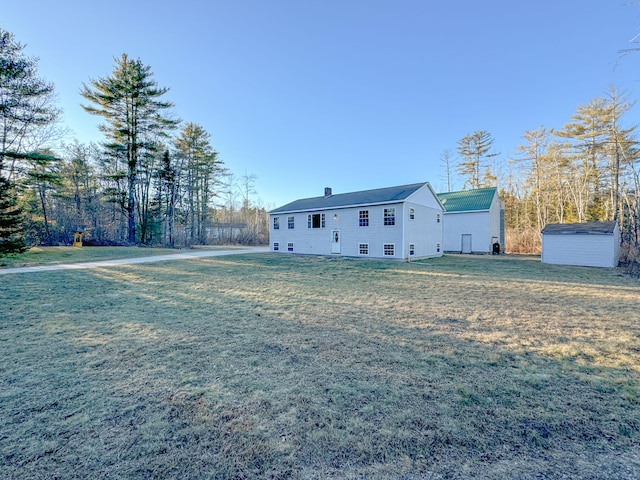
[1,26,639,268]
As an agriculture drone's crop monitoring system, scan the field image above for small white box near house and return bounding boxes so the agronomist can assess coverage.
[541,221,620,268]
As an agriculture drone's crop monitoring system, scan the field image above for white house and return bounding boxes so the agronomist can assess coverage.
[436,187,503,254]
[541,221,620,268]
[269,182,444,260]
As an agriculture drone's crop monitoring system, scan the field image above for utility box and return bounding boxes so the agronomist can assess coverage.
[73,231,83,247]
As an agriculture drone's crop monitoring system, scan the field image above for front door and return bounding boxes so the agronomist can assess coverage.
[331,229,341,254]
[461,234,472,254]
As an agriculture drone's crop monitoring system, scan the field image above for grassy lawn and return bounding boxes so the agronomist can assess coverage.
[0,246,191,268]
[1,253,639,479]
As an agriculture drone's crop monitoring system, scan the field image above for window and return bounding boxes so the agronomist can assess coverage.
[288,242,294,252]
[359,243,369,255]
[308,213,324,229]
[359,210,369,227]
[384,208,395,226]
[436,214,441,223]
[409,244,415,256]
[288,216,295,229]
[436,243,441,253]
[409,208,415,220]
[273,217,280,230]
[384,244,395,256]
[273,242,279,251]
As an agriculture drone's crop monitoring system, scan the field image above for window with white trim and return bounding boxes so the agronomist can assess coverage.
[288,216,294,229]
[308,213,324,229]
[359,210,369,227]
[409,244,415,256]
[273,242,279,251]
[288,242,294,252]
[384,208,395,226]
[359,243,369,255]
[273,217,279,230]
[384,244,395,256]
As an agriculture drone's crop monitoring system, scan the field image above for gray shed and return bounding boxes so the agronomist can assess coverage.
[541,221,620,268]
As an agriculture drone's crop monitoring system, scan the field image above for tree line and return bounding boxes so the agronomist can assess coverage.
[0,27,268,254]
[444,86,639,271]
[2,25,639,270]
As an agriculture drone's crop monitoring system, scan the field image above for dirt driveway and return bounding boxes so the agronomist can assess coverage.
[0,246,270,275]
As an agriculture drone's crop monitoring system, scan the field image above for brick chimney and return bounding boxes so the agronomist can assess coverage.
[324,187,332,197]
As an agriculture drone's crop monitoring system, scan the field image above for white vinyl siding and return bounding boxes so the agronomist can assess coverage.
[268,184,444,259]
[440,190,500,254]
[542,231,620,268]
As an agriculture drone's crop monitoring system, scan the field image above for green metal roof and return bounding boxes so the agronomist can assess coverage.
[436,187,496,212]
[269,182,430,214]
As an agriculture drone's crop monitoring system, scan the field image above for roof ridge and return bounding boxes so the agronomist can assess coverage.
[269,182,431,214]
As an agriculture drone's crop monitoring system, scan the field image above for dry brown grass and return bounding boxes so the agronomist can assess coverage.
[1,253,639,479]
[0,246,193,268]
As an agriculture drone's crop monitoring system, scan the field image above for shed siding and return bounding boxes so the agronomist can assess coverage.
[542,234,617,268]
[441,190,500,253]
[442,211,491,253]
[488,193,502,248]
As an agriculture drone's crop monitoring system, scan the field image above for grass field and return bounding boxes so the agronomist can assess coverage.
[0,245,233,269]
[1,252,639,479]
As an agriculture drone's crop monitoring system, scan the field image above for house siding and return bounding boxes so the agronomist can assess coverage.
[270,204,406,258]
[404,202,443,259]
[269,183,443,259]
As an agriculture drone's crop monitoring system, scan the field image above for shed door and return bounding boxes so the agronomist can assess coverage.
[461,234,472,254]
[331,229,341,254]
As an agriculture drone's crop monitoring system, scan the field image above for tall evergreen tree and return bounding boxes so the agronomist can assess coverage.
[21,151,61,245]
[0,172,25,254]
[156,149,178,247]
[0,27,57,252]
[80,54,178,244]
[456,130,499,189]
[174,123,224,244]
[556,97,610,221]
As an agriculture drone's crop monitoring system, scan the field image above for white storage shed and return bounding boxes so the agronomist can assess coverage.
[541,222,620,268]
[436,187,503,254]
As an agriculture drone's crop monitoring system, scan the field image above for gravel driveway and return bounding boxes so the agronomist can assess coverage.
[0,246,269,275]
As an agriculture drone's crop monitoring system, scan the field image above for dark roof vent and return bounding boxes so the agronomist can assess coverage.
[324,187,332,197]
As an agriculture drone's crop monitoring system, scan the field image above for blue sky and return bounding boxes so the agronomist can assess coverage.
[3,1,639,209]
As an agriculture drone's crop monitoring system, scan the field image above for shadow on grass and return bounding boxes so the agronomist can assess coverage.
[1,253,639,479]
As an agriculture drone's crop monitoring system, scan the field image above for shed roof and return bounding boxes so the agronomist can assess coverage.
[436,187,496,212]
[269,182,430,214]
[541,221,617,235]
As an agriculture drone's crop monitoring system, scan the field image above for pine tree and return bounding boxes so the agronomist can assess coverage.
[456,131,499,189]
[1,27,57,252]
[174,123,225,244]
[0,173,25,254]
[80,54,178,244]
